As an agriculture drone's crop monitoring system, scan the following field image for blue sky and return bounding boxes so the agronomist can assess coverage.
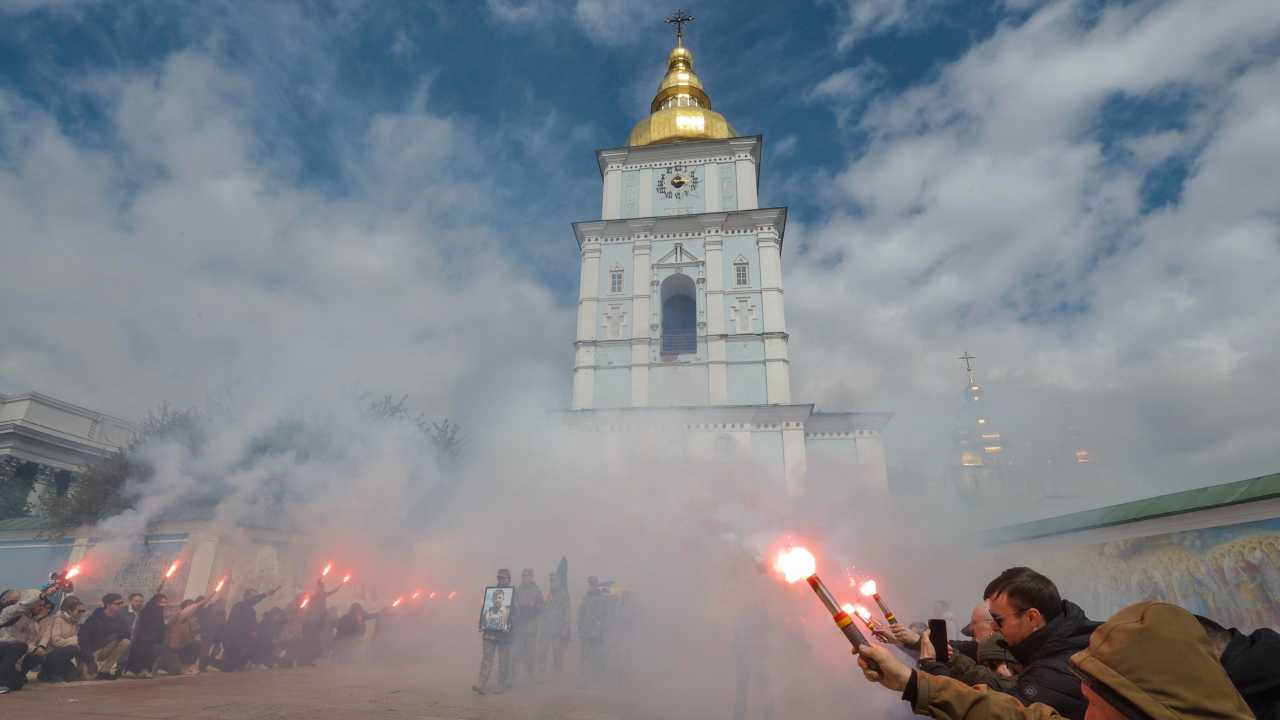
[2,0,1278,500]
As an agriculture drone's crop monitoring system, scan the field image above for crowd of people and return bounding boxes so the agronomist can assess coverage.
[854,566,1280,720]
[8,560,1276,719]
[471,565,634,695]
[0,573,435,695]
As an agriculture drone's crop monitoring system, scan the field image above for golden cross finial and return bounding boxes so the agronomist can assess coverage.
[666,9,694,46]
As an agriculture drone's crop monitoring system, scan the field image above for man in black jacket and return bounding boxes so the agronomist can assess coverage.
[983,567,1101,720]
[78,593,132,679]
[1199,615,1280,720]
[125,582,169,678]
[220,586,279,671]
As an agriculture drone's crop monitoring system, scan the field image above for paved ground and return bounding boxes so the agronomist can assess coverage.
[0,664,676,720]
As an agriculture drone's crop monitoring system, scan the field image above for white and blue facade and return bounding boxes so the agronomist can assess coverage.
[568,136,891,494]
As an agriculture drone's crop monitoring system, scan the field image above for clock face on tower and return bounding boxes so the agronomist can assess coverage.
[656,164,700,200]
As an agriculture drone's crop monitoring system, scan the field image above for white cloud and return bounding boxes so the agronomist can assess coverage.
[573,0,659,46]
[831,0,939,52]
[485,0,555,25]
[787,0,1280,502]
[809,62,883,126]
[0,49,570,425]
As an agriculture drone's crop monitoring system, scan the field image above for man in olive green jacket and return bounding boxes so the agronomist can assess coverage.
[857,602,1255,720]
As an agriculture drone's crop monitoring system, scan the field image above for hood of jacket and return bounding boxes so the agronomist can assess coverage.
[1070,602,1253,720]
[1008,599,1100,666]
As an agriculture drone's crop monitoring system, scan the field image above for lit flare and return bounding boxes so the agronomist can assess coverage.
[429,591,438,600]
[165,561,180,579]
[770,543,879,671]
[411,590,422,600]
[300,595,310,609]
[859,579,899,625]
[214,577,227,593]
[342,573,351,584]
[65,564,82,580]
[322,562,333,577]
[392,597,403,608]
[774,546,817,584]
[447,592,456,600]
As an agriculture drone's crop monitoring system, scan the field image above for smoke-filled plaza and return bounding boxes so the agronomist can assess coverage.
[2,3,1280,720]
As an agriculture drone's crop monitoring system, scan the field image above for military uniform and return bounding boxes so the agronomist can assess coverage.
[538,573,571,679]
[577,577,610,687]
[511,570,544,685]
[474,570,514,694]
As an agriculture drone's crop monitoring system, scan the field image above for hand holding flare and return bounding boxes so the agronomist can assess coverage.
[773,545,879,671]
[859,579,899,626]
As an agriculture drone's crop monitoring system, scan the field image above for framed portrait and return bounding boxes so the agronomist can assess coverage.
[479,586,512,632]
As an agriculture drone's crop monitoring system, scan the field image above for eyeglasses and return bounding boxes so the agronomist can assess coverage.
[991,608,1027,629]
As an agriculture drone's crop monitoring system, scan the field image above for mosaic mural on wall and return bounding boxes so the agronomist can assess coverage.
[1050,516,1280,631]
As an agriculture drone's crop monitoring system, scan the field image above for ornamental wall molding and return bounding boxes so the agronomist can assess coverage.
[594,135,763,176]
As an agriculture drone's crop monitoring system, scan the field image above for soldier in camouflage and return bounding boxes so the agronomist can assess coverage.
[473,569,514,695]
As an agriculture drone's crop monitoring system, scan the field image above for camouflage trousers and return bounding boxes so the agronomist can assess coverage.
[478,637,512,690]
[512,631,537,684]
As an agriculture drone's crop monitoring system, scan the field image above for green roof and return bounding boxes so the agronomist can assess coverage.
[987,472,1280,544]
[0,517,54,532]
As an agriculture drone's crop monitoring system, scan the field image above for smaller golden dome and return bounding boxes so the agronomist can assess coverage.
[628,43,736,146]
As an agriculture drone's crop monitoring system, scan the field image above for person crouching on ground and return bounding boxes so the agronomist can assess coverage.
[1,589,54,693]
[78,593,132,679]
[856,601,1254,720]
[158,595,213,675]
[34,595,87,682]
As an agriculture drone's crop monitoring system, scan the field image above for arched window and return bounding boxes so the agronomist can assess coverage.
[733,257,750,287]
[660,273,697,354]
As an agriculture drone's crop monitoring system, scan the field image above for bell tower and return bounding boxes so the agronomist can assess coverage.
[571,13,791,411]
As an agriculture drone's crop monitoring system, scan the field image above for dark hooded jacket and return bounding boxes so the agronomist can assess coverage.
[79,606,132,653]
[999,600,1101,720]
[909,602,1254,720]
[1220,626,1280,720]
[133,594,167,645]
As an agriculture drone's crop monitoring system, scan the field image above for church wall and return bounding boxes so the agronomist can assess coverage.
[649,364,709,407]
[593,367,632,408]
[750,429,785,482]
[725,337,764,362]
[717,161,738,211]
[726,362,767,406]
[595,243,634,341]
[0,535,75,588]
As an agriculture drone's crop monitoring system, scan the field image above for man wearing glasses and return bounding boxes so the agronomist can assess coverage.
[78,593,133,679]
[979,567,1101,720]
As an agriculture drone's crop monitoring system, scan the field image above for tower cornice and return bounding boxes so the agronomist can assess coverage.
[594,135,762,178]
[571,206,786,251]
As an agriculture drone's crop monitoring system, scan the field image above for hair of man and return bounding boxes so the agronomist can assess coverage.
[984,566,1062,621]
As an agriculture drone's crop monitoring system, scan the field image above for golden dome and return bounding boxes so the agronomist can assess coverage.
[628,43,736,146]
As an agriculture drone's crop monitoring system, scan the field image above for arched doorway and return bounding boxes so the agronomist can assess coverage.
[661,273,696,354]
